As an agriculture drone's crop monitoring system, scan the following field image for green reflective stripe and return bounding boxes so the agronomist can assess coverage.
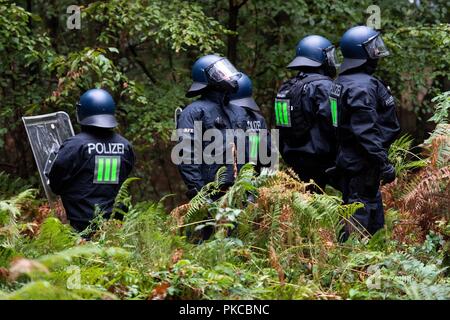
[254,135,260,158]
[256,135,260,158]
[279,102,285,125]
[104,158,111,182]
[249,135,260,159]
[275,101,280,125]
[94,156,120,184]
[277,101,282,125]
[330,97,338,127]
[275,99,291,126]
[111,158,118,181]
[283,102,289,125]
[252,136,257,158]
[97,158,104,182]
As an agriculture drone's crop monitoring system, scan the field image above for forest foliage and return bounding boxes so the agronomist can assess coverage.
[0,105,448,299]
[0,0,449,202]
[0,0,449,300]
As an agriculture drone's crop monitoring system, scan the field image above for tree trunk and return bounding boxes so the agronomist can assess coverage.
[227,0,248,65]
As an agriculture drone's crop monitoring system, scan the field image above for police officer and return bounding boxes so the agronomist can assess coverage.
[228,73,271,172]
[176,54,244,200]
[276,35,338,189]
[330,26,400,240]
[48,89,135,232]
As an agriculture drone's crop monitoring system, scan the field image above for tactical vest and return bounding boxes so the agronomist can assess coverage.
[275,74,330,141]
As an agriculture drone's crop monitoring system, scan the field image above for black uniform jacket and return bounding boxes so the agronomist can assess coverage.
[333,72,400,172]
[48,127,135,224]
[176,91,270,198]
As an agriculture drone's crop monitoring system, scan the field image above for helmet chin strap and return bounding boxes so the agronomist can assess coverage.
[76,109,80,123]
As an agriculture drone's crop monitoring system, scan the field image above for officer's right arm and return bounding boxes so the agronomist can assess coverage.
[176,107,205,198]
[347,86,388,167]
[48,141,79,195]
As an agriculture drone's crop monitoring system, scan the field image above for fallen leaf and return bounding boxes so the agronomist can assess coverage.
[9,258,49,281]
[171,248,183,265]
[149,281,170,300]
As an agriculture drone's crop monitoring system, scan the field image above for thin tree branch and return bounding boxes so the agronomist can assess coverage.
[128,43,157,84]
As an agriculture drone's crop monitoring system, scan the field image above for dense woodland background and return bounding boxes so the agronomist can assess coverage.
[0,0,449,301]
[0,0,449,207]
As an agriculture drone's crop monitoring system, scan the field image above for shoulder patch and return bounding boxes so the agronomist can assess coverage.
[385,96,395,106]
[274,98,291,127]
[276,90,289,99]
[329,82,342,128]
[330,83,343,98]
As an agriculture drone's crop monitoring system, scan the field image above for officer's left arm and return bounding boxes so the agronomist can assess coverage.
[176,106,206,196]
[377,85,401,147]
[48,141,80,195]
[348,86,388,167]
[315,81,336,138]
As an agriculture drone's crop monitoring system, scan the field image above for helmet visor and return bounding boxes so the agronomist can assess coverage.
[205,58,241,83]
[363,35,390,59]
[324,46,338,67]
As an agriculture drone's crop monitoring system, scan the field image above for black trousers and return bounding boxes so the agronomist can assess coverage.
[283,154,334,190]
[339,167,384,241]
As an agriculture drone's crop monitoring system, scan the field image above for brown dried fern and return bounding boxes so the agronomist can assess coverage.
[385,135,450,243]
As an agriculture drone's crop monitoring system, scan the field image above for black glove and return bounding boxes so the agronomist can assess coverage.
[186,188,200,200]
[325,166,338,178]
[380,163,396,185]
[43,147,59,180]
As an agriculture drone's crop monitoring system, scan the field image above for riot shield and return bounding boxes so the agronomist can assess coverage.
[22,112,75,206]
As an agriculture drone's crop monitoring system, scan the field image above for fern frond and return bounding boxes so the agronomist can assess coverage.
[38,244,130,268]
[112,177,140,216]
[183,167,227,224]
[0,172,31,200]
[429,90,450,125]
[0,189,37,250]
[219,163,257,208]
[28,217,78,256]
[402,166,450,216]
[389,134,426,176]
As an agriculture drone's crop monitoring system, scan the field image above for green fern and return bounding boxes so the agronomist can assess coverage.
[0,172,31,200]
[219,163,258,209]
[0,280,118,300]
[27,217,78,257]
[388,134,426,176]
[184,167,226,224]
[112,177,140,217]
[429,91,450,125]
[38,244,130,268]
[0,189,37,250]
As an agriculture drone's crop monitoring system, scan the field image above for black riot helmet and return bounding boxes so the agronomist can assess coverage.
[288,35,338,78]
[229,73,260,112]
[186,55,242,97]
[339,26,390,74]
[76,89,117,129]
